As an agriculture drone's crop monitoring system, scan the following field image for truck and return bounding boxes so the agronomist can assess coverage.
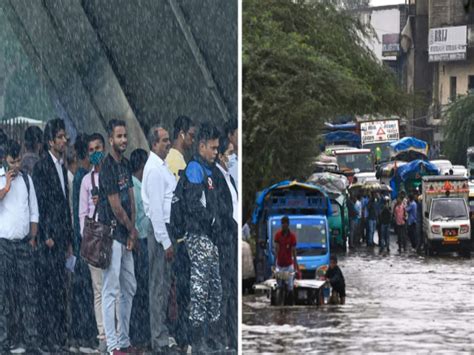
[390,159,439,199]
[252,181,333,282]
[333,148,376,184]
[422,176,471,257]
[358,119,400,164]
[307,172,350,251]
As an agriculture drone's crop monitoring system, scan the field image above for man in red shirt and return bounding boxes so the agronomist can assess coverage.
[274,216,298,297]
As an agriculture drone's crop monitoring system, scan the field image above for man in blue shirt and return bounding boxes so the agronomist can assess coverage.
[406,194,418,250]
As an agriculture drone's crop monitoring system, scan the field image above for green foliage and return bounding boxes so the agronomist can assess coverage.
[443,94,474,165]
[243,0,411,217]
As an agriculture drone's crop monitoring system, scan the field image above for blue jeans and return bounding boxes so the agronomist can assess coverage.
[367,219,377,245]
[380,224,390,250]
[102,240,137,352]
[276,264,295,291]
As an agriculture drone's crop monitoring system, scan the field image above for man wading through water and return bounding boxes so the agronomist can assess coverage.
[274,216,298,305]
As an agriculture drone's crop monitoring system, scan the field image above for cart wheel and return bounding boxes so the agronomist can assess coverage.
[270,289,277,306]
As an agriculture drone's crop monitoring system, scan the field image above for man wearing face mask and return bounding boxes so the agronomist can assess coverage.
[142,125,177,353]
[78,133,108,352]
[213,135,238,351]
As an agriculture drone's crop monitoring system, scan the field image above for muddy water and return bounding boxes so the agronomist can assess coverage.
[242,243,474,353]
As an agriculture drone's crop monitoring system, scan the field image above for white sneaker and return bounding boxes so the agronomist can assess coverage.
[79,346,100,354]
[169,337,178,347]
[10,346,26,354]
[68,346,80,353]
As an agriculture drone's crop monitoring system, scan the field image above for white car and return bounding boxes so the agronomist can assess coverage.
[430,159,453,175]
[452,165,468,178]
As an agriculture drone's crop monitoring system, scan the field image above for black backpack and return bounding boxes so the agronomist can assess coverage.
[169,163,207,241]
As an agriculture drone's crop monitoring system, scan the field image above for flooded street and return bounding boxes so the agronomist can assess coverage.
[242,239,474,353]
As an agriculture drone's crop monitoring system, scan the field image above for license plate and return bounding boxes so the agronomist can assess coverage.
[443,229,458,236]
[443,236,459,243]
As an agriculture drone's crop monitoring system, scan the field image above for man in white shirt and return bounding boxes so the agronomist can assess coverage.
[142,125,177,353]
[0,139,40,354]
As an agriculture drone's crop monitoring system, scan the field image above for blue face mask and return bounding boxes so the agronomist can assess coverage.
[89,151,105,166]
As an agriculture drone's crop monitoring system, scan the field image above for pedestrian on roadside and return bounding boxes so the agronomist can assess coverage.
[129,148,152,351]
[166,115,196,179]
[142,125,178,353]
[181,122,222,352]
[406,194,418,250]
[366,192,378,247]
[32,118,73,352]
[78,133,108,353]
[21,126,43,176]
[393,197,407,253]
[225,119,238,188]
[348,194,360,249]
[416,193,423,252]
[98,119,138,354]
[0,140,40,354]
[164,116,197,350]
[379,197,392,253]
[361,193,369,244]
[69,132,97,354]
[213,135,238,350]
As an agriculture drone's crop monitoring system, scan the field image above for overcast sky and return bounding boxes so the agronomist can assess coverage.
[370,0,405,6]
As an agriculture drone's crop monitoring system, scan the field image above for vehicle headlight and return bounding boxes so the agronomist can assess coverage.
[431,225,441,234]
[460,224,470,234]
[316,264,328,277]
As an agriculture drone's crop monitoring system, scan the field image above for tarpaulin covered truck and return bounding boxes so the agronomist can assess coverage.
[422,176,471,257]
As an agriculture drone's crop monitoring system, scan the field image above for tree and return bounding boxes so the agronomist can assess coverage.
[243,0,411,218]
[443,94,474,165]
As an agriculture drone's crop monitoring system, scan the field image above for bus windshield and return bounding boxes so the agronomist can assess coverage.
[364,142,392,163]
[271,222,328,256]
[336,153,374,173]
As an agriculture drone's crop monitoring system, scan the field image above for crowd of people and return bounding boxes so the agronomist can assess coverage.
[0,116,238,355]
[347,190,423,253]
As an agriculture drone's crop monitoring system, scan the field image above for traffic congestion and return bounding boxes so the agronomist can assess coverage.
[242,118,474,353]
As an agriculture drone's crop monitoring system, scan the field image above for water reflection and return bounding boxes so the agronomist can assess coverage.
[243,245,474,353]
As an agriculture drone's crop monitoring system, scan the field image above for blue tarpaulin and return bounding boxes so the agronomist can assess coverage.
[390,137,428,155]
[390,160,439,198]
[323,131,361,147]
[324,122,357,131]
[252,180,333,224]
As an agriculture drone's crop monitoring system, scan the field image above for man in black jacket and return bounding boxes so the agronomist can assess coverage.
[32,118,73,352]
[182,122,222,352]
[213,135,238,351]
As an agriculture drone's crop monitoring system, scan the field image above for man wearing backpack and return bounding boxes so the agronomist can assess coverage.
[0,139,41,354]
[142,125,177,353]
[176,122,222,353]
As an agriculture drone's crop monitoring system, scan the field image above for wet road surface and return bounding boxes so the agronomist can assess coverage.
[242,239,474,353]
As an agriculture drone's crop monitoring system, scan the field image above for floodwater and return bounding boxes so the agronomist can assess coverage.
[242,239,474,354]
